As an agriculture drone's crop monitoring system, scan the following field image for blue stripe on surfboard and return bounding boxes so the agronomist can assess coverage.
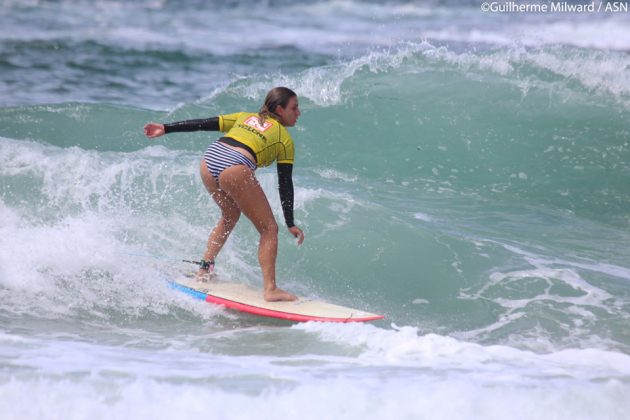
[168,279,207,301]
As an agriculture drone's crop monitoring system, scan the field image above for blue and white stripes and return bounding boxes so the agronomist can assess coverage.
[203,141,256,180]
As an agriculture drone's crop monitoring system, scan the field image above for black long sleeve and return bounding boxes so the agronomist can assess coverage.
[164,117,220,133]
[277,163,295,228]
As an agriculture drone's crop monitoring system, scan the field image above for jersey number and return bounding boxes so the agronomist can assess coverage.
[243,116,273,132]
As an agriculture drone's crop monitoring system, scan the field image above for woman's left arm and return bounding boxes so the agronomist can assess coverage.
[277,163,304,245]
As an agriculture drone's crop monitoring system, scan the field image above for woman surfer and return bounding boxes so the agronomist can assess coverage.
[144,87,303,302]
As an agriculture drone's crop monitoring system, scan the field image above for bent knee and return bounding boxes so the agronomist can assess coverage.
[222,213,241,229]
[259,220,279,236]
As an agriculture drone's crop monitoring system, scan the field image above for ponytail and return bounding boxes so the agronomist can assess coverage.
[258,87,297,125]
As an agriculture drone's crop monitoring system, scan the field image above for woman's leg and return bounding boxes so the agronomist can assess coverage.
[198,160,241,279]
[218,165,297,302]
[202,190,240,265]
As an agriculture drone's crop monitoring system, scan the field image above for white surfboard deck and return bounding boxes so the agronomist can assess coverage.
[171,277,384,323]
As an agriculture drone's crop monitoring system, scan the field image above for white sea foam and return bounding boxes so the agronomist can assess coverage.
[423,18,630,51]
[499,242,630,282]
[471,266,614,311]
[412,298,429,304]
[314,168,358,183]
[413,212,433,222]
[0,374,626,420]
[0,200,220,320]
[217,41,426,106]
[0,139,234,319]
[208,38,630,111]
[454,239,630,350]
[1,325,629,420]
[0,138,196,210]
[295,322,630,378]
[409,43,630,107]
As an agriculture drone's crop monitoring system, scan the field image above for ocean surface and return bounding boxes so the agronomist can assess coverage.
[1,0,630,418]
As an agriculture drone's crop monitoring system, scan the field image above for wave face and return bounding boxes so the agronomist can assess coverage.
[1,1,630,419]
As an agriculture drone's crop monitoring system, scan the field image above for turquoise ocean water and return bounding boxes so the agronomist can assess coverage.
[1,1,630,418]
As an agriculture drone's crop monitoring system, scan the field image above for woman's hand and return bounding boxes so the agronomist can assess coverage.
[288,226,304,245]
[144,122,165,138]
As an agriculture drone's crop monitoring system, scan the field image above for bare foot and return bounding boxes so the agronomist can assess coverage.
[195,269,215,283]
[264,287,298,302]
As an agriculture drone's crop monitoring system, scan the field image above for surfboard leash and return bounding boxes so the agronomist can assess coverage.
[182,259,214,270]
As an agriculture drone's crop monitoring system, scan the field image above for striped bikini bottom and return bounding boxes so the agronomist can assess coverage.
[203,141,257,180]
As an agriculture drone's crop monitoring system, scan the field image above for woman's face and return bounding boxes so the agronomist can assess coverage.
[275,96,300,127]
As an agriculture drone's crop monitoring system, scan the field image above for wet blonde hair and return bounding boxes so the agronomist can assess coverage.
[258,87,297,125]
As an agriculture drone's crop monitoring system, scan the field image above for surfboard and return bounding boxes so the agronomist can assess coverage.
[170,277,384,323]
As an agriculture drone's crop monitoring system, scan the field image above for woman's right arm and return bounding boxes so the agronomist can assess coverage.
[144,117,220,138]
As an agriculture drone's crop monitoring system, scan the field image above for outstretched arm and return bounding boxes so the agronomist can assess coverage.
[144,117,220,139]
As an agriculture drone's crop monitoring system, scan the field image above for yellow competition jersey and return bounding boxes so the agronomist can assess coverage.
[218,112,294,167]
